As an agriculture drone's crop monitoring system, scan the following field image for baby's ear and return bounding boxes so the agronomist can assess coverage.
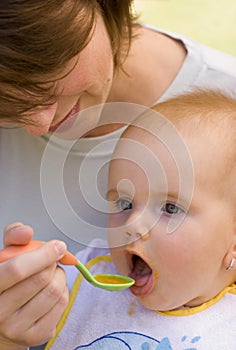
[223,227,236,271]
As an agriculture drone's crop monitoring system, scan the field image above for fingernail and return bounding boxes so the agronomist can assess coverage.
[54,241,67,258]
[5,222,24,231]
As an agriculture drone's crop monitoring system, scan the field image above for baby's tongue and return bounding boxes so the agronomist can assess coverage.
[130,255,152,286]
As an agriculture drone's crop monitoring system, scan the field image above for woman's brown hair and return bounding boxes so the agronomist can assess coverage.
[0,0,136,124]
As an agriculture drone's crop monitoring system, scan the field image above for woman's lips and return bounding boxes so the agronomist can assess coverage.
[49,99,80,133]
[128,254,155,296]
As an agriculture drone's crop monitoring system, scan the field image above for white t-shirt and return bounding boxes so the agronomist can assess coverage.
[45,240,236,350]
[0,27,236,254]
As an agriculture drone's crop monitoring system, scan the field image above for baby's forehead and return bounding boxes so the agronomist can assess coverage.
[124,107,233,144]
[120,114,234,176]
[117,124,234,204]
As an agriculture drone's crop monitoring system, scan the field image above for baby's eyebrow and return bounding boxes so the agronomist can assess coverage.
[106,189,118,201]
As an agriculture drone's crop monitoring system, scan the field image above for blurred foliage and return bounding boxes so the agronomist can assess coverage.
[134,0,236,55]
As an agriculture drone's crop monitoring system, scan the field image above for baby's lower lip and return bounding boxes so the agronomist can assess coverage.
[129,272,155,296]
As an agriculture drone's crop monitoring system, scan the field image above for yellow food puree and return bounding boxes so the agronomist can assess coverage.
[94,275,126,284]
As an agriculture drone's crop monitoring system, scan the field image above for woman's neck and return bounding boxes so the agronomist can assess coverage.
[86,26,187,137]
[108,25,187,106]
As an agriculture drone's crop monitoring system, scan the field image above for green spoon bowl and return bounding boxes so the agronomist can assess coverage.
[74,259,134,291]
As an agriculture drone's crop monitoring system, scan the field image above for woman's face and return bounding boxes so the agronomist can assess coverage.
[21,13,114,136]
[107,126,235,311]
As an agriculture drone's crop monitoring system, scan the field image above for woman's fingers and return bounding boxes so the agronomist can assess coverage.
[0,264,56,319]
[0,267,69,346]
[0,223,69,347]
[3,223,34,247]
[27,284,69,345]
[0,240,67,292]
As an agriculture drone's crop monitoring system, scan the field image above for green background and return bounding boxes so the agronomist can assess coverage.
[134,0,236,55]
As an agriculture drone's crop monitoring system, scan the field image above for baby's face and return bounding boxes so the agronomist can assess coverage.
[107,125,235,311]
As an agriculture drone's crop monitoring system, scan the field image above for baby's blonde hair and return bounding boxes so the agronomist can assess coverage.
[152,89,236,196]
[154,89,235,131]
[154,89,235,156]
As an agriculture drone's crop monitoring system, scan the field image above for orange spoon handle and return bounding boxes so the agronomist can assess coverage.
[0,240,78,265]
[59,250,78,265]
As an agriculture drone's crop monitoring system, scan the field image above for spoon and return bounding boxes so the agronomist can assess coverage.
[0,240,134,291]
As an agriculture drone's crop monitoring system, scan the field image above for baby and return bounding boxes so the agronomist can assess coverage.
[45,90,236,349]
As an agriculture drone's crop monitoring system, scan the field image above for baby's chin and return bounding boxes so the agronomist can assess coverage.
[136,294,187,312]
[135,296,170,312]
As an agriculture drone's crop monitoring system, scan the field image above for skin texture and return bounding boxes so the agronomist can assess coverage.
[0,7,186,349]
[23,14,114,136]
[0,224,69,349]
[5,20,186,138]
[108,122,236,311]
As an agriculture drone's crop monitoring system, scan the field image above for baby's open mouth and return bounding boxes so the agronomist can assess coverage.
[129,254,155,296]
[131,255,152,276]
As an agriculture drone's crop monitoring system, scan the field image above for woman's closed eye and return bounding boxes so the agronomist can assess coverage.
[161,202,183,215]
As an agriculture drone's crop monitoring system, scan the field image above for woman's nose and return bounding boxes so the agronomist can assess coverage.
[23,102,58,136]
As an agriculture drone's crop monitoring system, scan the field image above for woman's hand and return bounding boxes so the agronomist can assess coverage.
[0,223,69,349]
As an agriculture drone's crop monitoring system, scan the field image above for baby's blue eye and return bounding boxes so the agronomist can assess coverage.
[118,198,132,211]
[162,202,182,215]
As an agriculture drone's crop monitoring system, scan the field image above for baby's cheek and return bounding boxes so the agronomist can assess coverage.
[110,249,126,273]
